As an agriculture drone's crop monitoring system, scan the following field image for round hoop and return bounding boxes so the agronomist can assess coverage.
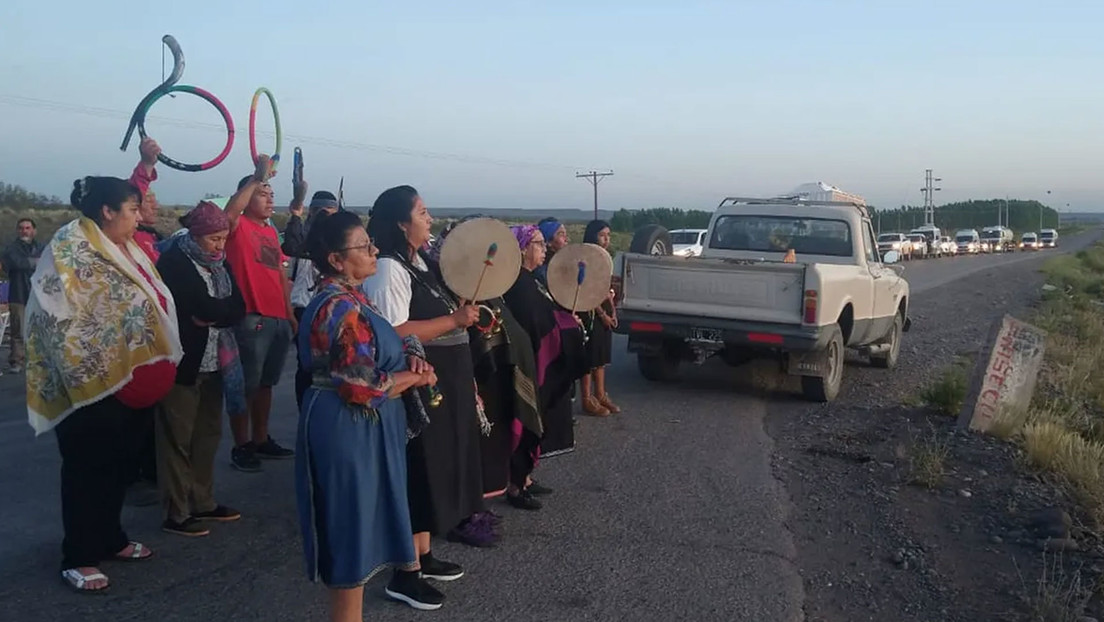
[134,85,235,172]
[249,87,282,168]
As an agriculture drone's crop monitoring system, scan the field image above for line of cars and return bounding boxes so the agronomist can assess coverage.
[875,225,1058,260]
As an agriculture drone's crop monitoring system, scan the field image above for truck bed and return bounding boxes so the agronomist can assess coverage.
[619,254,806,325]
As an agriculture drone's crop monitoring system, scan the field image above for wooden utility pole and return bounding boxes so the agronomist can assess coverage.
[576,170,614,221]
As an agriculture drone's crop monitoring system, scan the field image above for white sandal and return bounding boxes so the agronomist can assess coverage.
[61,568,110,594]
[113,541,153,562]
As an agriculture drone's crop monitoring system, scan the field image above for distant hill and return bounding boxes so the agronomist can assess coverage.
[342,206,615,224]
[1059,212,1104,224]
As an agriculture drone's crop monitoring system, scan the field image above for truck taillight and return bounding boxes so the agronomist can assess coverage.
[611,275,623,304]
[803,290,817,324]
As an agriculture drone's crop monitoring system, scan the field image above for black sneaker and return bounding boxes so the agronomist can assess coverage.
[526,481,554,496]
[507,489,543,511]
[385,570,445,611]
[419,552,464,581]
[231,444,262,472]
[255,436,295,460]
[162,517,210,537]
[193,505,242,522]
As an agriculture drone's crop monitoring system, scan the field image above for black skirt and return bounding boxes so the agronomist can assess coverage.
[476,364,512,496]
[540,390,574,457]
[586,315,612,369]
[406,342,485,535]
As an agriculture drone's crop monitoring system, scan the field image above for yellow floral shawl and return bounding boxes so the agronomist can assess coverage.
[25,217,183,435]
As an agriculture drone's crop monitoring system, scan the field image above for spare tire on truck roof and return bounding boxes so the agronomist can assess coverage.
[630,224,673,256]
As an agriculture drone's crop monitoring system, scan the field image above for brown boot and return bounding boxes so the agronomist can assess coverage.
[598,394,621,414]
[582,396,610,416]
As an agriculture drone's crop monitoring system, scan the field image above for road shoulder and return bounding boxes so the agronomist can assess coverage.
[767,255,1102,622]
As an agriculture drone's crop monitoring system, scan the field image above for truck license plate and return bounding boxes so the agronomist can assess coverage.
[690,327,722,342]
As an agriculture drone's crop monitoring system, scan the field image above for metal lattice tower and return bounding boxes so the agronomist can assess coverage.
[920,169,942,226]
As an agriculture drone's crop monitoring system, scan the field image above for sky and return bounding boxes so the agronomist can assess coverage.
[1,0,1101,212]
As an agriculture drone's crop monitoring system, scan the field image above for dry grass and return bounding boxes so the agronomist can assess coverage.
[1019,242,1104,531]
[919,362,969,416]
[909,426,950,489]
[1028,553,1091,622]
[1024,417,1104,526]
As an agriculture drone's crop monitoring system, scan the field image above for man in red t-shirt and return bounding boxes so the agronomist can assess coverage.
[223,155,301,472]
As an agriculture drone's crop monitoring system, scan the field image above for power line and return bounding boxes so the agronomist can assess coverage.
[575,170,613,221]
[0,93,586,173]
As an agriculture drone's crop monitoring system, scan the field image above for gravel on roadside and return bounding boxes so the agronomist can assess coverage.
[766,256,1101,622]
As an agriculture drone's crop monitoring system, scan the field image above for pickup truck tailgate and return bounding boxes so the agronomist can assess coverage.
[620,255,806,324]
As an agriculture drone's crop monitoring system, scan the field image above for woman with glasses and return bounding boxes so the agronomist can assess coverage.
[295,210,437,621]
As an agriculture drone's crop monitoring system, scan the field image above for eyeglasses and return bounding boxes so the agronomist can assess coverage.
[339,242,377,253]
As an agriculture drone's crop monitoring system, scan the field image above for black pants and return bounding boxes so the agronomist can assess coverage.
[509,429,542,489]
[132,406,157,486]
[55,396,146,569]
[293,307,310,410]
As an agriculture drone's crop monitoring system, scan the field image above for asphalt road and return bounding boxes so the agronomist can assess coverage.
[0,235,1094,622]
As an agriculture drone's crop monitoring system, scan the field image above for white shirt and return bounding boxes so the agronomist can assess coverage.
[290,258,317,309]
[191,259,220,373]
[361,255,426,325]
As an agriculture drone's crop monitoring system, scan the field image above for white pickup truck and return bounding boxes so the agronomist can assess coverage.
[612,193,912,402]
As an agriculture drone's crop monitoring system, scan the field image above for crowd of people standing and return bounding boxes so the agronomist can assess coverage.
[18,139,624,621]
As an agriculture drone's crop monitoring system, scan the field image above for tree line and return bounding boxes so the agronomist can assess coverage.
[2,179,1062,235]
[872,199,1060,234]
[0,182,65,210]
[608,207,712,232]
[607,200,1061,235]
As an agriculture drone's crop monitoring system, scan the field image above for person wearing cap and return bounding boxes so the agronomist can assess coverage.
[290,191,341,409]
[155,201,247,537]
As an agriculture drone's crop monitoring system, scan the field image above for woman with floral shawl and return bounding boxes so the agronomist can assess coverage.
[26,176,183,594]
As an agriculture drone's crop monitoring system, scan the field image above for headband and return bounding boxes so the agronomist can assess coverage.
[511,224,539,250]
[538,219,562,243]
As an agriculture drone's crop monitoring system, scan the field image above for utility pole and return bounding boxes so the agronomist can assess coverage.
[920,169,941,226]
[576,170,614,221]
[1041,189,1051,231]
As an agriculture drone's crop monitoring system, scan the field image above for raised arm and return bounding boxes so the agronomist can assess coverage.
[129,137,160,197]
[224,155,275,232]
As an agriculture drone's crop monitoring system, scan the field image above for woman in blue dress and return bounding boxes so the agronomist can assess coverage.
[295,210,440,621]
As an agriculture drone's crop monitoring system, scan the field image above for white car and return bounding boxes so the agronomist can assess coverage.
[906,234,929,259]
[669,229,708,257]
[939,236,957,256]
[955,230,981,254]
[1040,229,1059,248]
